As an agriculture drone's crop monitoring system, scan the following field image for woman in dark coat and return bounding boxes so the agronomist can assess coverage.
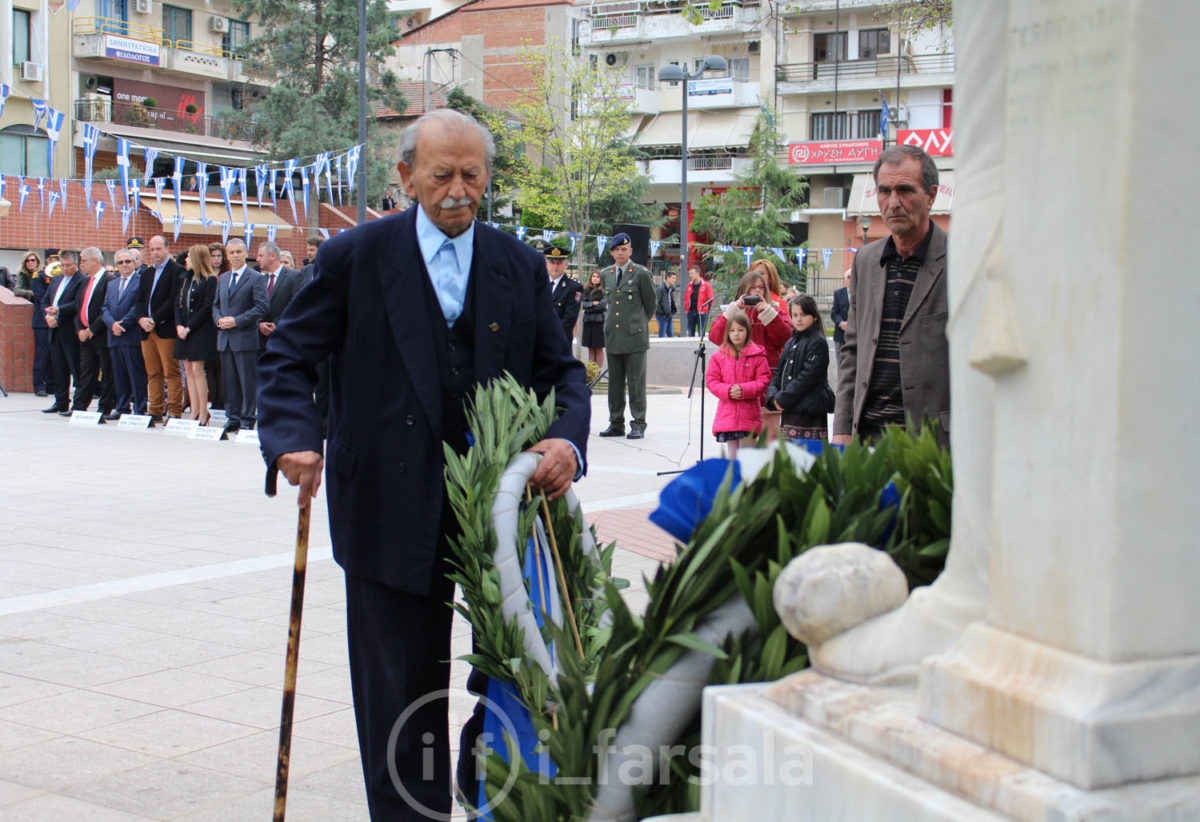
[766,294,832,441]
[175,245,219,425]
[580,268,607,369]
[205,242,230,411]
[13,251,53,396]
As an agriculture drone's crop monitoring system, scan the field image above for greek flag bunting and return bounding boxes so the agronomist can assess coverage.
[47,191,59,217]
[266,224,278,242]
[173,213,183,241]
[172,156,185,213]
[346,146,361,194]
[142,148,158,185]
[121,205,133,234]
[116,138,132,201]
[255,165,268,209]
[0,174,5,201]
[44,108,65,172]
[154,178,165,215]
[317,227,329,239]
[516,226,527,241]
[19,185,29,212]
[743,247,754,267]
[301,171,310,221]
[59,178,68,210]
[238,167,248,224]
[219,166,235,221]
[596,235,609,257]
[318,153,333,204]
[821,248,833,271]
[650,240,662,257]
[269,167,278,211]
[94,200,105,227]
[334,154,344,204]
[568,234,578,252]
[31,99,46,131]
[771,247,786,261]
[37,178,45,212]
[106,180,119,216]
[244,223,255,245]
[283,159,298,224]
[221,221,231,245]
[0,84,9,118]
[197,162,209,221]
[796,248,806,268]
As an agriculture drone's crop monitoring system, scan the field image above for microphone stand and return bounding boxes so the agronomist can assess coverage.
[658,297,716,476]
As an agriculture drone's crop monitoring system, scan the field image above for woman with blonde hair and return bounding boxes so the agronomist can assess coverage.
[174,244,219,425]
[14,250,53,396]
[748,257,789,314]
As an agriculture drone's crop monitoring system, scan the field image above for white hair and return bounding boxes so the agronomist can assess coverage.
[398,109,496,168]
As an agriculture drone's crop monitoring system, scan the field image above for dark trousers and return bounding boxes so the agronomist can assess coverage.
[656,313,675,337]
[49,332,79,410]
[110,344,148,415]
[206,356,222,410]
[220,348,258,427]
[345,569,482,820]
[33,327,52,393]
[73,334,115,413]
[607,349,648,432]
[686,312,708,337]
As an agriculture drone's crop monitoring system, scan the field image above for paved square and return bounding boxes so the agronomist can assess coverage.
[0,389,705,820]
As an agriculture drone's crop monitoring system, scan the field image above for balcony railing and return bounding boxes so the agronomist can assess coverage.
[74,17,247,60]
[776,53,955,83]
[74,98,265,144]
[689,155,733,170]
[586,0,755,26]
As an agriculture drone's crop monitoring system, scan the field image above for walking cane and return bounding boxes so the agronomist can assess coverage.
[273,501,311,822]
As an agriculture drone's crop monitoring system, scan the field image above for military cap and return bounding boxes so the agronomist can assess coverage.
[610,232,631,248]
[543,236,570,260]
[127,237,145,249]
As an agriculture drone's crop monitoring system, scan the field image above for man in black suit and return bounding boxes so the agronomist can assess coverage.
[135,235,186,420]
[213,238,267,434]
[42,251,85,415]
[71,247,117,416]
[254,241,302,349]
[258,109,589,821]
[831,267,851,362]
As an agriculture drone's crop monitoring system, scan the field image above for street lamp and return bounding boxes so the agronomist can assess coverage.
[659,55,727,327]
[859,215,872,247]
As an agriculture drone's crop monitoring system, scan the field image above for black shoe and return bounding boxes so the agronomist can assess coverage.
[626,429,645,440]
[598,426,626,437]
[58,410,72,417]
[35,389,48,397]
[42,404,65,414]
[221,423,240,441]
[104,413,124,421]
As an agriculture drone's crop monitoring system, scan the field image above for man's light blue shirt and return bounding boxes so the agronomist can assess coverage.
[416,205,474,327]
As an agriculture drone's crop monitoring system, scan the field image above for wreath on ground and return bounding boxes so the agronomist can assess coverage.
[444,374,952,820]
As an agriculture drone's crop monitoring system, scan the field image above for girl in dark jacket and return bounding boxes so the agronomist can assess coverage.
[580,269,607,369]
[767,295,833,441]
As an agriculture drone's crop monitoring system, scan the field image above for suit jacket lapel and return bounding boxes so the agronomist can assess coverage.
[472,226,513,380]
[378,208,444,435]
[901,225,947,331]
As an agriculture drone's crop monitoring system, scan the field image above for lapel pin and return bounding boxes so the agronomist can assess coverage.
[489,322,500,332]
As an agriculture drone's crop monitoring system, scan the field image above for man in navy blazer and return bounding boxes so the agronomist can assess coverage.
[102,248,148,417]
[213,238,267,434]
[831,268,851,360]
[257,109,589,820]
[42,251,85,415]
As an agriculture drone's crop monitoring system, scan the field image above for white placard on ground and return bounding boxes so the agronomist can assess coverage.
[118,415,154,430]
[69,411,103,427]
[164,418,201,436]
[235,429,260,447]
[189,426,225,441]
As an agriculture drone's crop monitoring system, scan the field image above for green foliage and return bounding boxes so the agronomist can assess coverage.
[874,0,953,32]
[506,39,651,260]
[690,107,808,279]
[231,0,408,204]
[446,380,953,819]
[445,87,521,220]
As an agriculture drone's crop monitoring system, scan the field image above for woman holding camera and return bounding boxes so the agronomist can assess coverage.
[707,270,792,372]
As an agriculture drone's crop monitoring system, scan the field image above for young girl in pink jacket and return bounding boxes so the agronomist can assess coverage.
[706,308,771,457]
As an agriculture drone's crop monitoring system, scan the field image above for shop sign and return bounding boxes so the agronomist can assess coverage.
[897,128,954,156]
[787,140,882,165]
[105,35,161,66]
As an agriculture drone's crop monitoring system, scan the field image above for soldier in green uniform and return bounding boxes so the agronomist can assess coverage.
[597,232,656,439]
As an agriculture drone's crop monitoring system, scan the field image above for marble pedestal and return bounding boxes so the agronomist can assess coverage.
[672,677,1200,822]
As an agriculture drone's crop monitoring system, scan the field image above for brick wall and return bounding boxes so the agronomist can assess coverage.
[0,288,34,393]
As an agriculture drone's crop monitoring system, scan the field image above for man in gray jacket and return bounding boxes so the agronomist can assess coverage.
[213,238,267,435]
[833,145,950,446]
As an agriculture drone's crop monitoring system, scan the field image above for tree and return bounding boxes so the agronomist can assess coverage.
[875,0,953,32]
[689,108,808,285]
[233,0,408,210]
[444,87,523,221]
[506,39,652,259]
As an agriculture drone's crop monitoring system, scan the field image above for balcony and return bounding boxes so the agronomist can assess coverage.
[75,97,266,144]
[776,53,955,95]
[580,0,760,47]
[72,17,258,84]
[642,155,748,186]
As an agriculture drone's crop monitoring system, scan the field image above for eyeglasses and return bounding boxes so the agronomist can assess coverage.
[116,260,134,265]
[24,258,37,263]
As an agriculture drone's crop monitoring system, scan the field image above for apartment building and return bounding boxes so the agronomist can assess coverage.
[2,0,74,182]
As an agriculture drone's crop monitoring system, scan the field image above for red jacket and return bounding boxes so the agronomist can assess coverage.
[684,278,715,315]
[706,342,770,435]
[708,302,793,371]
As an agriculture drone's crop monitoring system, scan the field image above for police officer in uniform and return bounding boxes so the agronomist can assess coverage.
[597,232,655,439]
[542,236,583,343]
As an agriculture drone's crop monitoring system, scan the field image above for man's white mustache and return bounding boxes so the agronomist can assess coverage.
[438,197,474,209]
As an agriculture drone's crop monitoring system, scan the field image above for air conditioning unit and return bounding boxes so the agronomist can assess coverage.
[748,40,760,54]
[132,0,152,14]
[605,51,627,66]
[19,62,43,83]
[209,16,229,33]
[823,187,845,208]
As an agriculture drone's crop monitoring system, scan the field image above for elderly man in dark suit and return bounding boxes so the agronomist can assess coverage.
[41,251,85,415]
[71,247,117,417]
[831,267,851,362]
[833,144,950,446]
[213,238,267,435]
[257,109,589,821]
[102,247,148,418]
